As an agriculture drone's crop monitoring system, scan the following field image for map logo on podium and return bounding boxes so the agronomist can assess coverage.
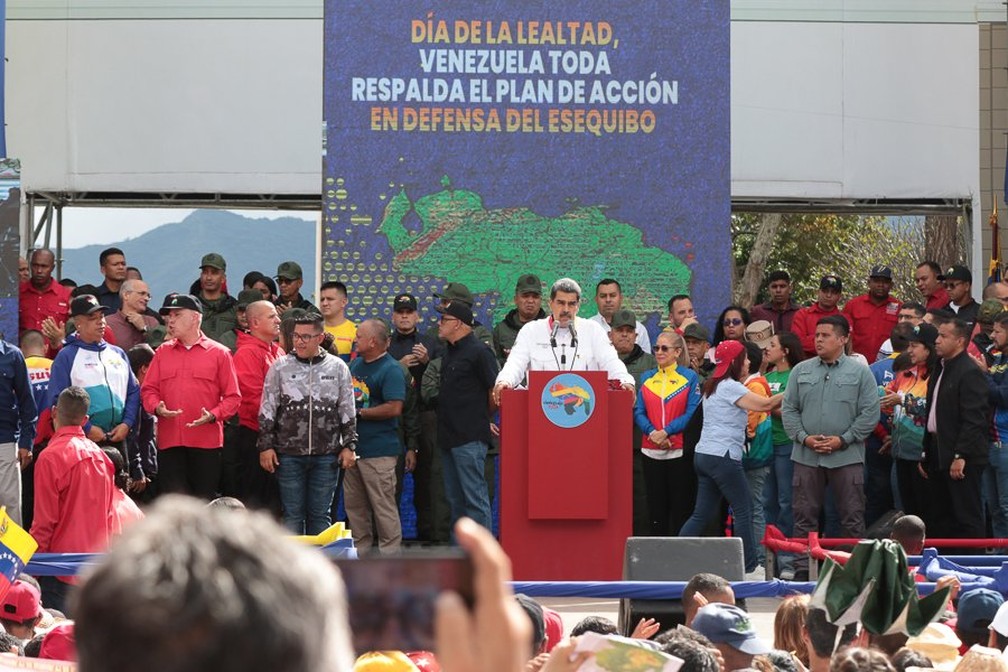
[541,374,595,428]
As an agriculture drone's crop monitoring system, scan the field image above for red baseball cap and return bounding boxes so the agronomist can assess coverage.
[712,340,745,378]
[39,622,76,661]
[0,580,41,622]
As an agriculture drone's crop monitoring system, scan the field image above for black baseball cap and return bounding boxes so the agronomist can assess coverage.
[158,293,203,315]
[869,265,893,279]
[70,294,110,318]
[906,323,938,349]
[393,293,418,312]
[942,265,972,283]
[820,275,843,292]
[437,301,474,327]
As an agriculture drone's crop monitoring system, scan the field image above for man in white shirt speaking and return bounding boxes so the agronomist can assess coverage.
[493,277,635,404]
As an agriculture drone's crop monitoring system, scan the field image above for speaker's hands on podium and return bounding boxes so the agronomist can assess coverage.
[493,381,511,406]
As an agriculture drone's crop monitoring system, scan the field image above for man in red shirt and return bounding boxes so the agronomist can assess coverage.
[231,300,282,508]
[18,249,70,357]
[843,265,901,361]
[141,294,241,500]
[915,261,950,311]
[791,275,844,357]
[31,385,116,615]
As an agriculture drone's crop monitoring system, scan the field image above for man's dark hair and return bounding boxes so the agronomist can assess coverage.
[917,260,942,276]
[890,515,926,547]
[765,649,801,672]
[99,247,124,267]
[19,329,45,352]
[292,313,324,331]
[72,284,99,298]
[890,647,932,672]
[126,266,143,279]
[656,632,719,672]
[993,630,1008,650]
[514,594,546,656]
[243,271,265,289]
[829,646,896,672]
[73,495,353,672]
[570,615,618,637]
[900,302,926,318]
[926,308,954,325]
[890,322,915,353]
[945,318,970,342]
[101,446,128,491]
[22,633,43,657]
[668,294,692,312]
[682,573,732,609]
[127,344,155,375]
[767,270,791,283]
[59,277,78,289]
[595,278,621,294]
[817,314,850,338]
[805,608,857,658]
[320,281,348,297]
[56,387,90,426]
[744,341,764,371]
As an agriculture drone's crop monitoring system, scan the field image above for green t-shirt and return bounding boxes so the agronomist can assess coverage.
[764,368,792,445]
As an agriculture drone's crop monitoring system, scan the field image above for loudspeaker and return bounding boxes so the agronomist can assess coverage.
[618,537,745,636]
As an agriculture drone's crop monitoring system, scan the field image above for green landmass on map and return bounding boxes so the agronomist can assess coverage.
[378,178,691,324]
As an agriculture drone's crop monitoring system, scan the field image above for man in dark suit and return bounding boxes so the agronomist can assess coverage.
[923,318,990,542]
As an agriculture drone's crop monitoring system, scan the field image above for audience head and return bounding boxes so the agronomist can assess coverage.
[570,616,618,637]
[513,594,546,657]
[804,608,858,661]
[774,594,810,666]
[890,647,933,672]
[73,495,353,672]
[656,629,720,672]
[954,646,1008,672]
[906,622,962,671]
[38,623,75,661]
[0,580,42,640]
[19,329,46,358]
[988,601,1008,649]
[829,646,896,672]
[683,573,736,626]
[55,386,90,429]
[955,589,1005,649]
[692,603,772,672]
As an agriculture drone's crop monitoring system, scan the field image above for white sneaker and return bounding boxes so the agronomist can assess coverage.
[744,566,765,581]
[780,568,796,581]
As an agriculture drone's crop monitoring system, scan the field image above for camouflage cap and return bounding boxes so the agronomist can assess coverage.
[200,253,226,271]
[434,282,474,306]
[978,298,1004,324]
[515,274,543,295]
[276,261,303,281]
[610,308,637,330]
[682,322,711,343]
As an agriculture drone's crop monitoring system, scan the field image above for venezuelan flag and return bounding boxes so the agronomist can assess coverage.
[0,507,36,601]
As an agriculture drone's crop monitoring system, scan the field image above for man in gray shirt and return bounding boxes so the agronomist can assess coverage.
[782,314,879,579]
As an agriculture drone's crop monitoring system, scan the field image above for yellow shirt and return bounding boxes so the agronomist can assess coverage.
[324,320,357,361]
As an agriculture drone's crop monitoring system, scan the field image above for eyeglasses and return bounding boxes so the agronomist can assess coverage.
[944,281,962,290]
[654,345,678,352]
[277,277,298,285]
[292,332,321,342]
[723,318,744,327]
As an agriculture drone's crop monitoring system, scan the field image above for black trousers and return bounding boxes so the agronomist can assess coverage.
[158,447,222,500]
[894,458,931,518]
[237,425,280,515]
[925,463,985,552]
[642,453,697,536]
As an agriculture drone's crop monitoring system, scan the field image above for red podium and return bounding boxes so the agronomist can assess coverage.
[500,370,633,581]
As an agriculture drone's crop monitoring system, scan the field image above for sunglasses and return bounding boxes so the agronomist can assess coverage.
[723,318,744,327]
[654,345,678,352]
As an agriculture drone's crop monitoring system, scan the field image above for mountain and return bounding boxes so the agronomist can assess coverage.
[60,210,317,305]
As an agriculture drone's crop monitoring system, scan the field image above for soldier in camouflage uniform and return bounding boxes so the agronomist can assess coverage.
[258,312,357,535]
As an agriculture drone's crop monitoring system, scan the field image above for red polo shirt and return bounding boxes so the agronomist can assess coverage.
[843,293,901,360]
[925,286,950,311]
[141,334,241,450]
[791,303,842,356]
[19,279,70,333]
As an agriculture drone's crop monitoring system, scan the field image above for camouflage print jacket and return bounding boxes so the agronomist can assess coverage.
[257,351,357,456]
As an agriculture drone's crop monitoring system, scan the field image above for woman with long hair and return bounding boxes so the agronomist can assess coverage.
[712,306,751,345]
[633,330,702,535]
[881,323,938,518]
[679,340,783,575]
[761,332,806,579]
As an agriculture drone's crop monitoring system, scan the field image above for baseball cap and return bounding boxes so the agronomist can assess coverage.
[712,340,745,378]
[610,308,637,330]
[691,603,772,655]
[69,294,110,318]
[820,275,843,292]
[199,252,226,271]
[956,588,1004,635]
[515,274,542,295]
[682,322,711,343]
[978,299,1005,324]
[434,282,475,306]
[1,580,41,622]
[236,289,262,309]
[906,323,938,350]
[869,265,893,279]
[745,320,774,349]
[276,261,303,281]
[943,265,972,283]
[158,293,203,316]
[38,622,76,661]
[394,293,418,312]
[437,301,474,327]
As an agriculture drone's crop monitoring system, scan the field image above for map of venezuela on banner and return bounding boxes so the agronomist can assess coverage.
[323,1,729,334]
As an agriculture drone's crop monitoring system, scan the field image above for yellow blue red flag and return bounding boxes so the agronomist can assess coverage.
[0,507,37,599]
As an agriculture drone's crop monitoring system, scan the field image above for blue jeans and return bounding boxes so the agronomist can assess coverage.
[276,453,339,535]
[680,452,757,572]
[441,441,492,531]
[983,442,1008,537]
[763,443,795,574]
[745,465,769,565]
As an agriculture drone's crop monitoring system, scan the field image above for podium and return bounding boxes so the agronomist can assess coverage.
[500,370,633,580]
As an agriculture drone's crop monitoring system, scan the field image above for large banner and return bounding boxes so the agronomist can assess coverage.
[0,160,20,343]
[323,1,729,333]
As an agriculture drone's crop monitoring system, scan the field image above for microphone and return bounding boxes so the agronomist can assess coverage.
[550,321,559,348]
[569,321,578,347]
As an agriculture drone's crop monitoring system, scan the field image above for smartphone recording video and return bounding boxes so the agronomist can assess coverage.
[335,552,474,655]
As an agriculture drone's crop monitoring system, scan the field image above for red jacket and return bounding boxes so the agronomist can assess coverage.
[141,334,241,450]
[30,426,115,581]
[19,280,71,358]
[791,303,842,357]
[843,294,901,360]
[925,286,950,311]
[231,331,283,431]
